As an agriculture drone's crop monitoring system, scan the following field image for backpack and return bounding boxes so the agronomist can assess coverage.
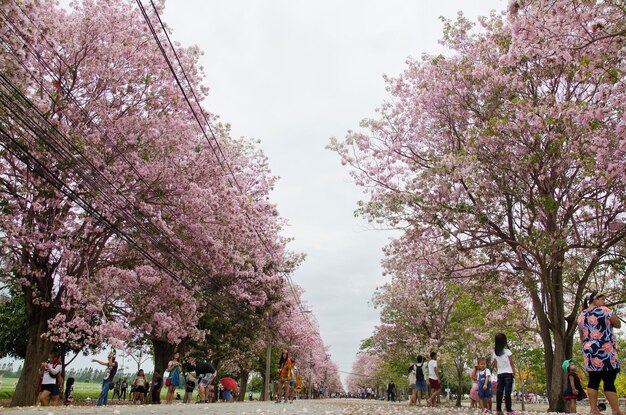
[415,363,425,381]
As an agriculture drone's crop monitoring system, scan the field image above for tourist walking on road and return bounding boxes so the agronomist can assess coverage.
[276,349,293,403]
[93,350,118,406]
[476,357,493,412]
[427,351,441,406]
[165,352,182,404]
[492,333,516,415]
[120,378,128,400]
[112,380,121,399]
[289,359,298,402]
[387,380,396,402]
[578,292,622,415]
[408,355,428,406]
[39,351,62,406]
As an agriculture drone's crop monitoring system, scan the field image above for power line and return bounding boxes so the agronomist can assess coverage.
[337,370,376,379]
[0,63,274,345]
[0,6,278,303]
[0,95,271,347]
[0,1,323,354]
[135,0,315,329]
[0,73,187,288]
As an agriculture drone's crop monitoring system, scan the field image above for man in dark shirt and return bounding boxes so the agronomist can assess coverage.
[387,380,396,402]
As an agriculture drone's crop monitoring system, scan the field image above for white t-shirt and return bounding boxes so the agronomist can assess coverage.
[428,359,438,380]
[492,349,513,374]
[478,368,491,379]
[42,362,61,385]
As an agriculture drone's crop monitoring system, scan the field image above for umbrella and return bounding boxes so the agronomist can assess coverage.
[196,362,216,375]
[221,377,238,391]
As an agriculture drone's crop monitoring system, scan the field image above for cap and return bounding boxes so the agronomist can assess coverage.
[562,359,578,372]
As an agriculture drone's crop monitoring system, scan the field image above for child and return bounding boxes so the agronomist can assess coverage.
[151,369,163,404]
[562,359,587,413]
[470,364,480,408]
[477,357,493,413]
[64,377,75,405]
[183,371,197,403]
[492,333,516,415]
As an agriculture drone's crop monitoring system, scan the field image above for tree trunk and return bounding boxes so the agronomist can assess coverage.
[545,334,569,412]
[11,288,54,407]
[238,369,249,402]
[456,360,464,407]
[529,275,568,412]
[151,338,175,374]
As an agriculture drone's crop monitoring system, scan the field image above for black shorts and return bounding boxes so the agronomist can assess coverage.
[588,369,620,392]
[134,386,146,394]
[40,383,60,396]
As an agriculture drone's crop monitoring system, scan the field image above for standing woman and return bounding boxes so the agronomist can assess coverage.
[578,292,622,415]
[133,369,148,404]
[165,352,182,404]
[93,350,118,406]
[39,351,62,406]
[276,350,293,403]
[492,333,516,415]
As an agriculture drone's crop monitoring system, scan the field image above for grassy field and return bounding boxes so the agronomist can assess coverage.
[0,378,185,400]
[1,378,105,400]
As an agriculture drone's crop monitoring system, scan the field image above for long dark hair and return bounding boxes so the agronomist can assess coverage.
[279,350,289,369]
[494,333,508,357]
[583,292,601,309]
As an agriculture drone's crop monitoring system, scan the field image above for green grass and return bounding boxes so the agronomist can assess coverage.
[0,378,185,400]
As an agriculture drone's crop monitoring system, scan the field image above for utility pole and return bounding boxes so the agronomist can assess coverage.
[264,341,271,401]
[308,350,314,400]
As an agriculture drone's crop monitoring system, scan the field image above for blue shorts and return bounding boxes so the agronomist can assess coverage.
[412,379,428,393]
[223,389,232,401]
[289,380,296,387]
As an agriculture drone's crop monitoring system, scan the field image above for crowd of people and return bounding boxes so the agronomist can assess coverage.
[35,292,622,413]
[404,291,622,415]
[272,349,329,402]
[36,348,322,407]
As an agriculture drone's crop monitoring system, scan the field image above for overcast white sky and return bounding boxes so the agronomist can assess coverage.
[160,0,507,384]
[2,0,507,384]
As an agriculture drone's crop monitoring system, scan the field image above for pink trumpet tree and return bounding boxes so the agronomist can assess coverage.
[331,0,626,410]
[346,352,383,396]
[0,0,295,406]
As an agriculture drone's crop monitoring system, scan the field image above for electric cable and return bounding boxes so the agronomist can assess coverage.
[136,0,315,326]
[1,1,324,354]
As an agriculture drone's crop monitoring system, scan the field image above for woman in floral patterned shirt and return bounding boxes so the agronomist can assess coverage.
[577,292,622,415]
